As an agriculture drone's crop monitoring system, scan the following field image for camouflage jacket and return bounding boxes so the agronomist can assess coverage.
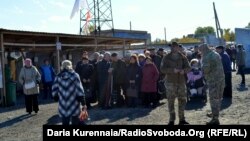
[202,50,225,84]
[160,52,190,84]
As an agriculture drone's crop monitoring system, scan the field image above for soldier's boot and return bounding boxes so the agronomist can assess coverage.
[168,121,175,125]
[206,118,220,125]
[206,112,213,118]
[179,120,190,125]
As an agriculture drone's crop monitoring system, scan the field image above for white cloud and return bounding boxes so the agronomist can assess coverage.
[14,6,24,14]
[22,25,34,31]
[48,15,69,23]
[231,0,250,8]
[49,1,69,9]
[32,0,46,11]
[38,20,47,30]
[124,5,142,14]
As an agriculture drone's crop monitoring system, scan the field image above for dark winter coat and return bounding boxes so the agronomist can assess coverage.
[219,51,232,73]
[151,54,162,72]
[126,63,142,89]
[96,60,111,86]
[112,59,127,84]
[75,63,94,81]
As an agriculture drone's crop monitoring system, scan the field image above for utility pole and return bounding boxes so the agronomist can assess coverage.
[130,21,132,31]
[213,2,224,45]
[164,27,167,43]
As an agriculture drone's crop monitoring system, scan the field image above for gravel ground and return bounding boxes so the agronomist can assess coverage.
[0,72,249,141]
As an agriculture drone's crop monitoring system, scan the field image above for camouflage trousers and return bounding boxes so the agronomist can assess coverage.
[165,83,187,122]
[208,80,225,120]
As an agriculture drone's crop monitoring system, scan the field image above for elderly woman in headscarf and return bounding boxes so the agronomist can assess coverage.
[52,60,87,125]
[19,58,41,114]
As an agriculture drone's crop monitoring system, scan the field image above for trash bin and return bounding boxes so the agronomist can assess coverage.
[6,81,16,106]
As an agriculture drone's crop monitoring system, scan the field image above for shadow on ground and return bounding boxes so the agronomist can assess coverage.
[0,114,35,128]
[0,94,55,114]
[185,98,207,110]
[88,106,154,124]
[46,114,61,125]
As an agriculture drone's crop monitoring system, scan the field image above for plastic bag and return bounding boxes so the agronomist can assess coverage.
[79,109,88,121]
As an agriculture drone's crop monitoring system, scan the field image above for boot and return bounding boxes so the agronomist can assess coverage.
[206,112,213,118]
[206,118,220,125]
[168,121,174,125]
[179,120,190,125]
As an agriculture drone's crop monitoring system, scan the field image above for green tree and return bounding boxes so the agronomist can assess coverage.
[246,22,250,28]
[195,26,215,36]
[170,38,179,43]
[223,28,235,42]
[179,37,201,44]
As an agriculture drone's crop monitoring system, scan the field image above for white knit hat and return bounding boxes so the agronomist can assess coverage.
[61,60,73,70]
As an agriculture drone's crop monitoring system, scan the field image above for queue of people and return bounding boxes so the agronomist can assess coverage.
[17,42,246,125]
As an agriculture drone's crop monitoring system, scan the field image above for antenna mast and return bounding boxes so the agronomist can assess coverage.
[80,0,114,35]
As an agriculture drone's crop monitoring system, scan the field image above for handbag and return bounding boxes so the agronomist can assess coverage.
[126,84,138,98]
[24,81,36,89]
[79,109,88,121]
[23,68,36,90]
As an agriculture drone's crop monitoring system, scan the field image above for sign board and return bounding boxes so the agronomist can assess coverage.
[204,34,224,46]
[56,42,62,50]
[235,28,250,68]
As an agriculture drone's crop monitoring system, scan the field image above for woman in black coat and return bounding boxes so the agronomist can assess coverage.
[126,54,142,107]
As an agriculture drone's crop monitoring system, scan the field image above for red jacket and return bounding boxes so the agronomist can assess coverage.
[141,63,159,93]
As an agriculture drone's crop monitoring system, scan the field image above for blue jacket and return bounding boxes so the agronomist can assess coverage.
[219,51,232,73]
[40,65,56,83]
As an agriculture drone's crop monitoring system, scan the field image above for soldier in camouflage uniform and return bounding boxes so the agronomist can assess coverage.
[199,44,225,125]
[161,42,191,125]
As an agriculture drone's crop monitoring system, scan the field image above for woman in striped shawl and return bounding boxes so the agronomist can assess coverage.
[52,60,87,125]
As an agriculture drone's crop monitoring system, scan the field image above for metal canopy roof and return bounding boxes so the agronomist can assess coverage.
[0,28,146,52]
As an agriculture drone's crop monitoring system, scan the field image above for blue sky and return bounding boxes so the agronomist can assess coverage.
[0,0,249,41]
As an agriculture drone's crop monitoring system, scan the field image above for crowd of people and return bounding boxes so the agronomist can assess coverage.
[18,42,246,125]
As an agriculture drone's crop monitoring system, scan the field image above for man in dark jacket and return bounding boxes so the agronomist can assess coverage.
[191,46,199,60]
[111,53,127,107]
[231,46,237,71]
[75,51,89,71]
[236,44,246,87]
[75,57,94,108]
[96,52,112,109]
[90,52,100,103]
[216,46,232,98]
[149,48,163,104]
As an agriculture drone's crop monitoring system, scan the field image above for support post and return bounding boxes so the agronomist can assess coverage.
[94,37,98,52]
[56,37,60,74]
[0,33,6,106]
[123,40,126,57]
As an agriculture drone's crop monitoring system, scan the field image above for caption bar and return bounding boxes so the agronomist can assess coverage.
[43,125,249,140]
